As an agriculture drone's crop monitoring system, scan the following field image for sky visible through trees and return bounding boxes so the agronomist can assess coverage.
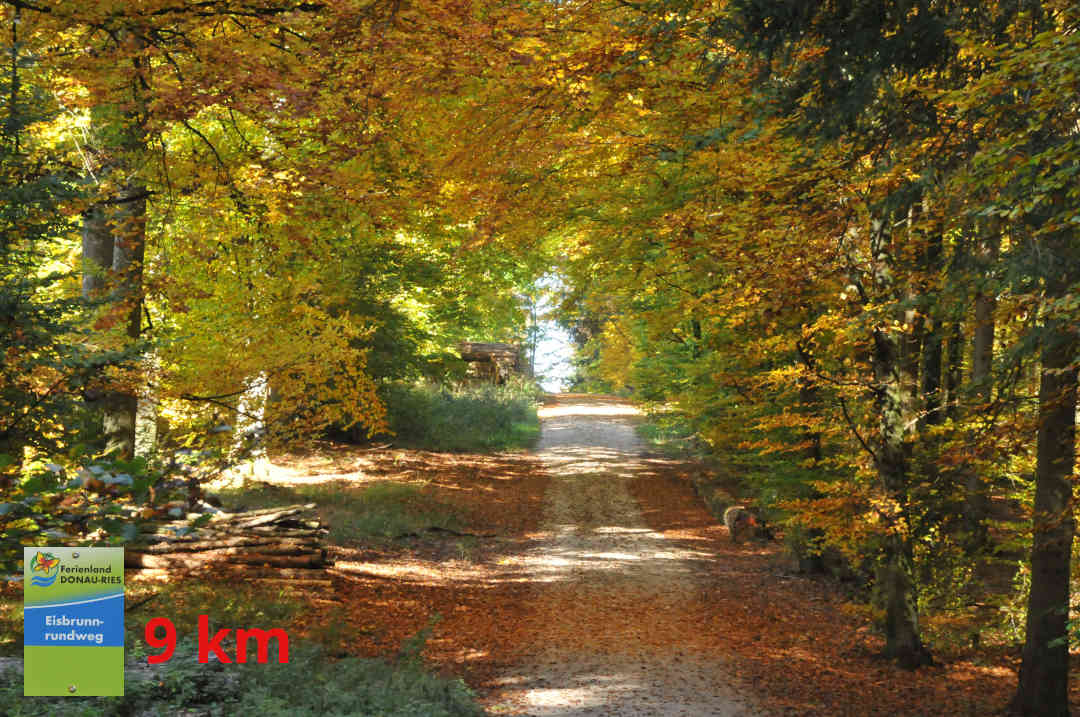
[533,275,574,392]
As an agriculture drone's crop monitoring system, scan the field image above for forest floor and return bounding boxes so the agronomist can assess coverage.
[215,394,1049,716]
[48,394,1067,715]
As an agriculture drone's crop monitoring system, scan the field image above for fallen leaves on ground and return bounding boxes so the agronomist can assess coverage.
[625,464,1078,716]
[261,445,552,689]
[120,441,1080,715]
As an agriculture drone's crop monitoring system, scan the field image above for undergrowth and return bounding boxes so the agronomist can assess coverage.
[1,640,481,717]
[378,380,541,453]
[2,582,478,716]
[633,405,1033,658]
[634,409,712,460]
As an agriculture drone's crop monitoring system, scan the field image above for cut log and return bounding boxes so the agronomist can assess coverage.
[242,526,327,537]
[130,545,320,560]
[140,527,327,541]
[211,505,315,528]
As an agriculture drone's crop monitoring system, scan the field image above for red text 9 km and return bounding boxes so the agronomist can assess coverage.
[145,615,289,664]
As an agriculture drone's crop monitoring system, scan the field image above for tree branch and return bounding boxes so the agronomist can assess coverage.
[838,395,877,463]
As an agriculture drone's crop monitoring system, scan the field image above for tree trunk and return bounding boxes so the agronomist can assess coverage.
[869,214,933,669]
[878,537,928,669]
[872,322,933,668]
[795,336,823,464]
[103,185,146,458]
[943,233,967,424]
[1010,269,1078,717]
[920,230,944,428]
[80,206,113,299]
[901,204,925,426]
[921,320,943,426]
[944,320,963,422]
[82,203,125,455]
[81,187,146,459]
[81,31,149,459]
[971,284,997,403]
[964,220,1000,542]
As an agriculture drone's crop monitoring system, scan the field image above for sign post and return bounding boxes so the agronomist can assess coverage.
[23,547,124,696]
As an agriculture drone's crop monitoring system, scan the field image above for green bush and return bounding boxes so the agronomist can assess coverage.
[379,379,540,452]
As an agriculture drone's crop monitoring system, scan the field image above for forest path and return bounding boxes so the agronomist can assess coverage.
[487,395,758,716]
[267,395,1012,717]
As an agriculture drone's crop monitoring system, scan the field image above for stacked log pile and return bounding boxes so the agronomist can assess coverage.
[125,503,331,582]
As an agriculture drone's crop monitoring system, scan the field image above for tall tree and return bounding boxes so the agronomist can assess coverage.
[938,4,1079,710]
[80,109,148,458]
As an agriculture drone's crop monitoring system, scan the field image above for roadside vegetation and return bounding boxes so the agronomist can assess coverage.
[1,572,481,717]
[635,409,712,462]
[631,398,1032,666]
[555,2,1080,706]
[0,643,480,717]
[378,379,541,453]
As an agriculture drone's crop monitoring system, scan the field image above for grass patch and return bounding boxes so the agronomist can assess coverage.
[379,380,541,453]
[1,641,481,717]
[220,480,464,545]
[126,580,305,643]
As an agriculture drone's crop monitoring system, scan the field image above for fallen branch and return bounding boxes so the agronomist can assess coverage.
[394,526,497,539]
[127,551,326,569]
[131,572,330,587]
[134,537,319,554]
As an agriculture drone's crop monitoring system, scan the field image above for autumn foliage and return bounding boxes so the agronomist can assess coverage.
[1,0,1078,714]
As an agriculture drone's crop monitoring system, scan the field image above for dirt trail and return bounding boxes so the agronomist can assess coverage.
[489,396,758,716]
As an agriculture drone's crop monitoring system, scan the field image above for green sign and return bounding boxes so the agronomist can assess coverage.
[23,547,124,696]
